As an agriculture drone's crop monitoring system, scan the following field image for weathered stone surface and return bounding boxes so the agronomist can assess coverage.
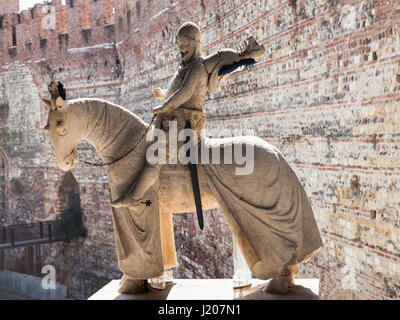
[0,0,399,299]
[88,278,319,300]
[0,270,67,300]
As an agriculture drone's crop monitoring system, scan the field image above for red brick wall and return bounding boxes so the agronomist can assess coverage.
[0,0,19,16]
[173,209,233,279]
[0,0,399,300]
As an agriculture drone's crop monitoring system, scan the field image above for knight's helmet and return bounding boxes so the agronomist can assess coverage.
[176,22,201,43]
[176,22,203,61]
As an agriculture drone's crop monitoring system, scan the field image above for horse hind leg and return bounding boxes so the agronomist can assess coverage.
[263,256,298,294]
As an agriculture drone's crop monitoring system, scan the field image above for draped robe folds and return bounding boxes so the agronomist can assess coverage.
[75,98,322,280]
[81,99,164,279]
[201,137,323,278]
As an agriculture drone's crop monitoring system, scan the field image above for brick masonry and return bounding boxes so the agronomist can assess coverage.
[0,0,399,299]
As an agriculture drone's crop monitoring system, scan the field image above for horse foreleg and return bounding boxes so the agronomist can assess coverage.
[150,210,177,290]
[288,264,298,286]
[160,210,178,268]
[118,275,148,294]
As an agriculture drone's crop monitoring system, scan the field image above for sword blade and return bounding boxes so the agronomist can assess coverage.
[188,162,204,230]
[185,120,204,230]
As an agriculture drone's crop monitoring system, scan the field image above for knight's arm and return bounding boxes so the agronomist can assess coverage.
[154,63,204,114]
[153,72,182,100]
[205,36,265,93]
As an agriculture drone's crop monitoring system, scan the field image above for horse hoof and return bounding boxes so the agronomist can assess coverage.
[263,276,289,294]
[118,275,147,294]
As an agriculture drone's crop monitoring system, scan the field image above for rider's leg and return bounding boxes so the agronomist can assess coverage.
[112,116,164,209]
[112,163,161,208]
[112,112,188,209]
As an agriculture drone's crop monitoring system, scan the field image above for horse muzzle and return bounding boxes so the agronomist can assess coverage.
[60,148,78,171]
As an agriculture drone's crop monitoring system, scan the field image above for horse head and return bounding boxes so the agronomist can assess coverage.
[42,95,81,172]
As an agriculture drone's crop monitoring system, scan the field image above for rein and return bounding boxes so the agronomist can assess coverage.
[79,115,156,167]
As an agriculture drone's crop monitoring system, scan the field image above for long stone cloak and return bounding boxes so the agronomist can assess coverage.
[201,136,323,278]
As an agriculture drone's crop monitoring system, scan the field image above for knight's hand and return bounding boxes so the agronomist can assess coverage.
[153,88,166,100]
[153,105,164,115]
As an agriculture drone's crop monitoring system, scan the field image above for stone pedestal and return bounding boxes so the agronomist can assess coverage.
[88,278,319,300]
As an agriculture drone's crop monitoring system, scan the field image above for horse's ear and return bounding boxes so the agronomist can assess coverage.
[41,99,51,112]
[56,97,68,113]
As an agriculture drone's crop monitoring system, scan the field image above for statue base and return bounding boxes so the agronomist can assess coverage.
[88,278,319,300]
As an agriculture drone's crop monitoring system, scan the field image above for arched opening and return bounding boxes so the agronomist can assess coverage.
[60,171,80,211]
[54,172,86,241]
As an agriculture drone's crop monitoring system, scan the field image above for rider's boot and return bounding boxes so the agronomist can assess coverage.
[112,164,161,209]
[239,36,266,62]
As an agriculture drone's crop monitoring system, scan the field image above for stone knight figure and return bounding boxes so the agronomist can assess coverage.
[112,22,266,209]
[42,21,323,296]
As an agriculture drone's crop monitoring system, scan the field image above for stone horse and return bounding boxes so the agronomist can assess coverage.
[42,97,323,295]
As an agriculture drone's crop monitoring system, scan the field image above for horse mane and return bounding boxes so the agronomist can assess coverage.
[67,98,149,160]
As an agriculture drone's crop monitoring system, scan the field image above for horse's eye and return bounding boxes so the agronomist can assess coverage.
[56,126,67,136]
[56,120,65,127]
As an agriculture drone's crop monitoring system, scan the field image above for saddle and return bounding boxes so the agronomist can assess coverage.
[158,108,206,230]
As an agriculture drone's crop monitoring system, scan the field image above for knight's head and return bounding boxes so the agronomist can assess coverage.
[42,87,81,172]
[176,22,202,63]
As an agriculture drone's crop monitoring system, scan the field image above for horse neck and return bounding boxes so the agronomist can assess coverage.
[72,99,148,163]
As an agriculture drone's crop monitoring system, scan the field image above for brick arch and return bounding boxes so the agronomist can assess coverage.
[0,147,9,224]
